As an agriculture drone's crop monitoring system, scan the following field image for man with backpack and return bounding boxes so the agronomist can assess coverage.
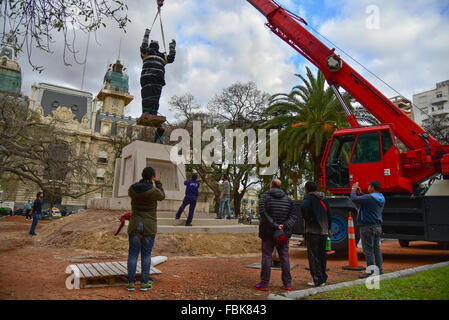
[301,181,332,287]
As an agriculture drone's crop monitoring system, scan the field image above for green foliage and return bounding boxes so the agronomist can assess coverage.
[310,266,449,300]
[262,67,352,185]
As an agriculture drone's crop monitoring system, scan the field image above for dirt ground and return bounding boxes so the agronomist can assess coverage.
[1,213,448,300]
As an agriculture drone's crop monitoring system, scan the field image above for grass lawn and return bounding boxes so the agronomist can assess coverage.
[308,266,449,300]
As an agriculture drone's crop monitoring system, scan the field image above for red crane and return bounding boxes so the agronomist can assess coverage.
[246,0,449,194]
[247,0,449,250]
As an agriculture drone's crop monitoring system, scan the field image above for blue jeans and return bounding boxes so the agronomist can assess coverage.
[29,212,40,235]
[176,196,197,225]
[218,196,231,218]
[360,225,383,274]
[127,234,156,284]
[153,135,164,144]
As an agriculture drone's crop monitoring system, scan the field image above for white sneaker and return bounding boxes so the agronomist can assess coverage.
[307,282,326,287]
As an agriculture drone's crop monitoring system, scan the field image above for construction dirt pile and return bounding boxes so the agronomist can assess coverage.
[37,209,261,256]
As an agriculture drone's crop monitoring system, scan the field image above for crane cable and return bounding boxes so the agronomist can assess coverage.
[146,2,168,54]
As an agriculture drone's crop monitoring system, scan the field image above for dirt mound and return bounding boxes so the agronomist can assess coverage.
[37,209,261,256]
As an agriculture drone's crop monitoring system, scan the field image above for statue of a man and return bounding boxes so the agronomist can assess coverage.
[140,28,176,116]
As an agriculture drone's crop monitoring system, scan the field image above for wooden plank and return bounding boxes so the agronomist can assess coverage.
[118,262,129,274]
[106,262,125,275]
[117,261,141,274]
[84,264,102,278]
[76,264,93,278]
[112,262,128,274]
[91,263,112,277]
[98,262,117,276]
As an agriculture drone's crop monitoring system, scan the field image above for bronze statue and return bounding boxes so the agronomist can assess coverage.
[140,28,176,116]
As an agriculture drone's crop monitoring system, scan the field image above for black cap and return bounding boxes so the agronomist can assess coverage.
[368,180,381,191]
[142,167,155,180]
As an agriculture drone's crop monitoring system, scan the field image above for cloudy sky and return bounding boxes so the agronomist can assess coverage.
[16,0,449,122]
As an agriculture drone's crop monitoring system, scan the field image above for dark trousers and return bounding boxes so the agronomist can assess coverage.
[25,209,31,220]
[306,233,328,285]
[29,212,40,235]
[175,196,197,225]
[260,236,292,287]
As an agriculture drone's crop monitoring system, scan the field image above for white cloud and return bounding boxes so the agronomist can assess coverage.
[17,0,298,123]
[318,0,449,100]
[16,0,447,124]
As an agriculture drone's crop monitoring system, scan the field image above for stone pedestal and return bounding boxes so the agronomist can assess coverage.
[115,140,185,200]
[89,140,210,214]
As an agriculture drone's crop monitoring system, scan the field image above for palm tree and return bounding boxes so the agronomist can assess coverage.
[263,66,352,186]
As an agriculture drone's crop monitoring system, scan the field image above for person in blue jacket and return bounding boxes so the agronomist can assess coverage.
[350,180,386,278]
[175,173,200,226]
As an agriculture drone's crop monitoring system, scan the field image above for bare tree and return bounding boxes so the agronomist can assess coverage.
[208,81,269,218]
[0,0,130,71]
[423,115,449,145]
[0,93,98,207]
[208,81,270,128]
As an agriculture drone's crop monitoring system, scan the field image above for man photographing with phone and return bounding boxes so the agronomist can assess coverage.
[350,181,385,278]
[126,167,165,292]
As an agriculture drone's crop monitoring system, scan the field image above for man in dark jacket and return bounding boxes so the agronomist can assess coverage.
[255,179,297,291]
[140,28,176,115]
[175,173,200,226]
[126,167,165,292]
[153,126,165,144]
[301,181,332,287]
[350,181,385,278]
[29,192,44,236]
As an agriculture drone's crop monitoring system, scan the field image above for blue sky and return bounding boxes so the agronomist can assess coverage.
[16,0,449,121]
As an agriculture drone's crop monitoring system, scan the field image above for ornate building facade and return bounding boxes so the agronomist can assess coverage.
[0,57,155,211]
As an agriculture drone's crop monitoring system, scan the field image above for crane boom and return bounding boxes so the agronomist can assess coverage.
[247,0,449,192]
[247,0,440,150]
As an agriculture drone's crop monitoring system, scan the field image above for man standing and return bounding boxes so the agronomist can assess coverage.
[175,173,200,226]
[301,181,332,287]
[126,167,165,292]
[350,181,385,278]
[254,179,297,291]
[24,200,32,220]
[216,174,231,219]
[29,192,43,236]
[153,126,165,144]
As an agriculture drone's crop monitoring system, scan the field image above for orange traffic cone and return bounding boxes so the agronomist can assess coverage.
[342,211,365,271]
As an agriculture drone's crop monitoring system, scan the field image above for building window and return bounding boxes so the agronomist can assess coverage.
[98,150,108,164]
[101,123,111,135]
[436,92,443,98]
